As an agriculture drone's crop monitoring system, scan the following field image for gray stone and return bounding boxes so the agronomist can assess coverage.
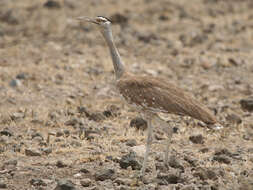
[119,152,142,170]
[80,178,92,187]
[54,179,77,190]
[25,148,41,156]
[95,169,115,181]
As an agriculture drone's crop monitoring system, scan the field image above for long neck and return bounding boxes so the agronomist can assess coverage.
[101,27,125,79]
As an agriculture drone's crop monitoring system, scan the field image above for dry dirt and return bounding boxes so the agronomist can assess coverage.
[0,0,253,189]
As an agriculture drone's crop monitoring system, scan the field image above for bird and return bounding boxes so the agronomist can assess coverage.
[77,16,221,177]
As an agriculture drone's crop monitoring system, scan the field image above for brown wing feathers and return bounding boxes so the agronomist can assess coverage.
[117,73,217,125]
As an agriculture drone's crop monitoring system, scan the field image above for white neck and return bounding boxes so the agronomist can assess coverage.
[100,26,125,79]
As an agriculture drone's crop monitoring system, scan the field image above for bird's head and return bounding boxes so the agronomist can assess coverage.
[77,16,112,30]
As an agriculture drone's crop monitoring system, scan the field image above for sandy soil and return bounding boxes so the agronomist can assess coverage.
[0,0,253,189]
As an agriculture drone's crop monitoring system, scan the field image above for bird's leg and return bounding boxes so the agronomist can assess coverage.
[140,114,153,177]
[164,123,173,166]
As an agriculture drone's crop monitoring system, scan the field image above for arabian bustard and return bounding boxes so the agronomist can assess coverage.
[77,16,220,177]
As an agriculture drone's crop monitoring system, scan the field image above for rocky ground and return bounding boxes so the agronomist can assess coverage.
[0,0,253,189]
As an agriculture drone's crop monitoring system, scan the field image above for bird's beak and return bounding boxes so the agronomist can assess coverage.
[76,16,98,24]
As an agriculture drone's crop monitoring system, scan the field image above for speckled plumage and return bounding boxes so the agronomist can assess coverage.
[117,72,217,125]
[79,16,220,177]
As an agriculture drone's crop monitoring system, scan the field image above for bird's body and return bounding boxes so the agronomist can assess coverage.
[117,72,217,125]
[77,16,220,177]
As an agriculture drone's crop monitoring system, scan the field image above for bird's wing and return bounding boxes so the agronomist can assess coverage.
[117,74,217,124]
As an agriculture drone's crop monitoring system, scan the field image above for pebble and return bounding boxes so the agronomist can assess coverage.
[56,160,68,168]
[0,129,13,137]
[16,72,28,80]
[189,134,204,144]
[25,148,41,156]
[114,178,131,186]
[4,159,18,166]
[157,172,182,185]
[9,79,21,87]
[73,173,82,178]
[0,181,7,188]
[125,139,137,147]
[193,167,217,180]
[130,117,147,130]
[54,179,77,190]
[226,113,242,124]
[119,152,142,170]
[95,169,115,181]
[213,155,231,164]
[11,112,24,121]
[30,178,47,186]
[168,155,184,170]
[79,168,90,174]
[41,147,52,155]
[110,13,128,25]
[80,178,92,187]
[240,97,253,112]
[44,0,61,9]
[130,145,146,157]
[65,117,79,126]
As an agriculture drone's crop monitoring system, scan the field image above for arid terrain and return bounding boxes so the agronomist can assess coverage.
[0,0,253,189]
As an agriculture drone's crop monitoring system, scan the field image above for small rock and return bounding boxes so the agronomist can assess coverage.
[0,10,19,25]
[56,131,64,137]
[56,160,68,168]
[44,0,61,9]
[9,79,21,87]
[80,178,92,187]
[189,134,204,144]
[130,145,146,157]
[110,13,128,25]
[0,181,7,188]
[0,129,13,137]
[213,155,231,164]
[125,139,137,147]
[130,117,147,130]
[157,172,182,185]
[159,14,169,21]
[25,148,41,156]
[114,178,132,186]
[137,33,158,43]
[73,173,82,178]
[95,169,115,181]
[41,147,52,155]
[30,178,47,186]
[88,112,106,122]
[168,155,184,170]
[184,156,198,167]
[214,148,232,156]
[119,152,142,170]
[79,168,90,173]
[199,147,209,153]
[228,58,240,66]
[65,117,79,126]
[54,179,77,190]
[16,73,28,80]
[11,112,24,121]
[226,113,242,124]
[4,159,18,166]
[31,132,43,139]
[240,97,253,112]
[63,129,70,137]
[193,167,217,180]
[181,184,197,190]
[77,106,88,114]
[103,105,120,117]
[70,140,82,147]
